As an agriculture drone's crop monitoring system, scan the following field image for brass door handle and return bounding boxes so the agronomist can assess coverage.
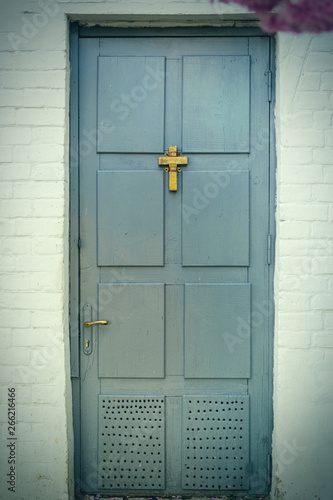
[84,320,108,327]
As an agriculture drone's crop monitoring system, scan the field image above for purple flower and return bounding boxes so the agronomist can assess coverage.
[212,0,333,33]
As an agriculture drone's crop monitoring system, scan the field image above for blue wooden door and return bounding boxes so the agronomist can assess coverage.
[77,30,273,496]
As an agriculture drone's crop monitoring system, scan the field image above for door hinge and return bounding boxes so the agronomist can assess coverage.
[267,233,272,265]
[77,238,82,249]
[267,70,272,102]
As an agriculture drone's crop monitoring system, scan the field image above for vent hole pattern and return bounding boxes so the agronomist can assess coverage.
[98,396,165,490]
[182,396,249,491]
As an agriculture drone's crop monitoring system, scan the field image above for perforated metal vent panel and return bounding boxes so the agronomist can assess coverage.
[98,395,165,490]
[182,395,250,491]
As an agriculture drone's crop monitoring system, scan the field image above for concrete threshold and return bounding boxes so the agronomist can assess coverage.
[81,496,270,500]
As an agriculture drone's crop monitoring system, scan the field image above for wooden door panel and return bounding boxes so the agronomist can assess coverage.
[98,395,166,489]
[184,284,251,378]
[182,395,250,490]
[182,170,250,266]
[97,171,164,266]
[98,283,165,378]
[97,56,165,152]
[182,56,250,152]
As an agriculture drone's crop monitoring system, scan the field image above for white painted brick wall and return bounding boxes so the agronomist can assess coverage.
[273,31,333,500]
[0,1,332,500]
[0,0,70,497]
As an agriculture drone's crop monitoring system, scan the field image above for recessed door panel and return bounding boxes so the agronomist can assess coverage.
[98,283,165,378]
[182,56,250,153]
[97,171,164,266]
[184,284,251,378]
[97,56,165,152]
[182,171,250,266]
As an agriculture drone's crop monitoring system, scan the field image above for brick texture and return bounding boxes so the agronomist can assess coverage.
[273,32,333,500]
[0,2,71,499]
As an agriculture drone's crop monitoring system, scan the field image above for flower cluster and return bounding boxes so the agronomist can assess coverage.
[212,0,333,33]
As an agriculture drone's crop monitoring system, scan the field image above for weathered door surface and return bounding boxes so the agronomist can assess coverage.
[76,29,273,496]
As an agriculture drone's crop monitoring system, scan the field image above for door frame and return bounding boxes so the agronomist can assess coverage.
[69,23,276,497]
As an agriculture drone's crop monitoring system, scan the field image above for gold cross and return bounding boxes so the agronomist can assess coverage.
[159,146,188,192]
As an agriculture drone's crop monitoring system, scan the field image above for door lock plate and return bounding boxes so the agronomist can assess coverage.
[83,303,92,355]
